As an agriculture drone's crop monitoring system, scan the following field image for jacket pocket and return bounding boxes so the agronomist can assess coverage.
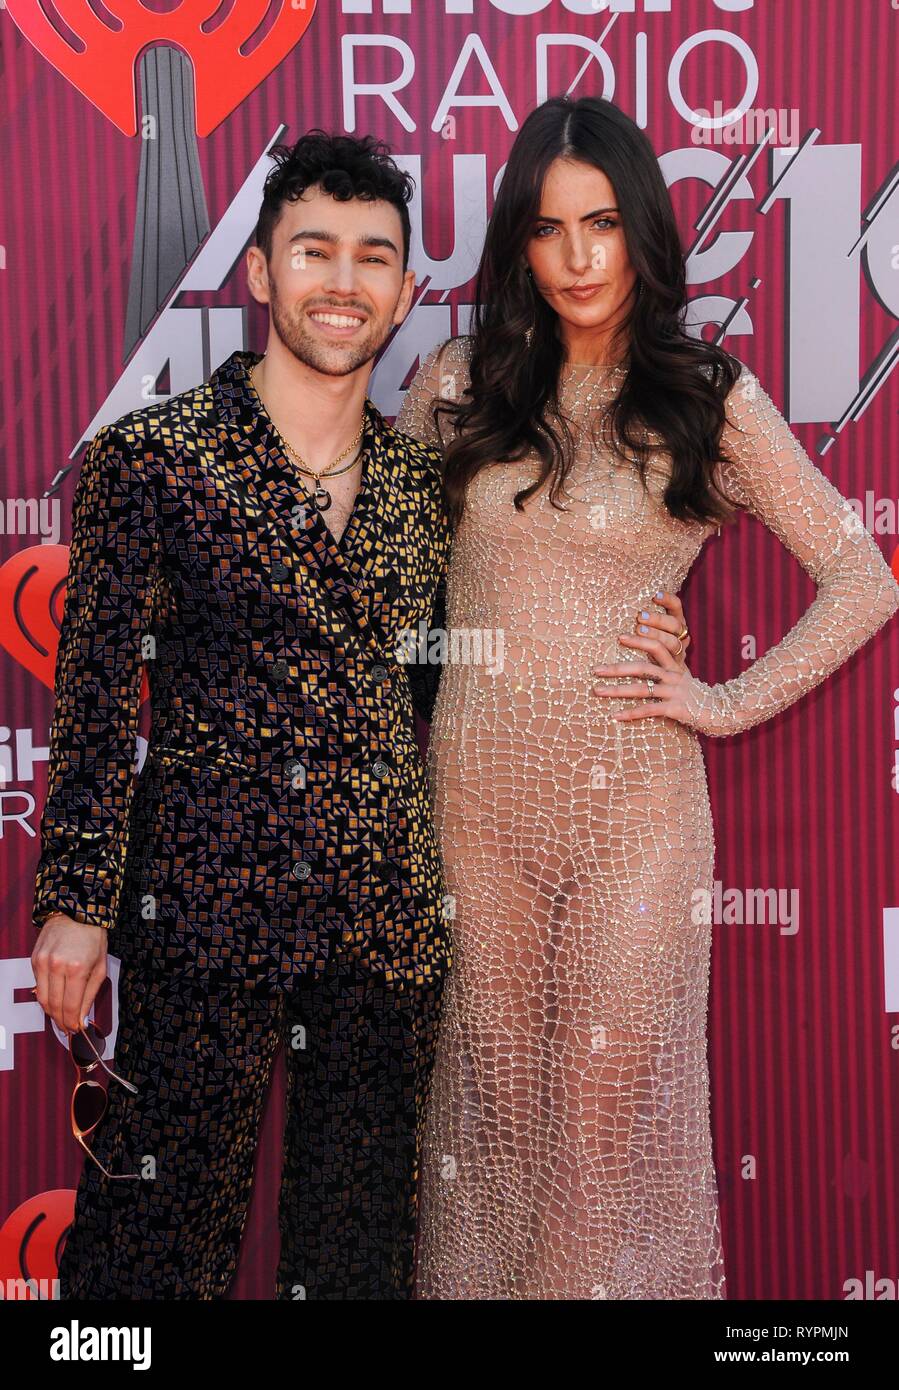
[147,746,248,777]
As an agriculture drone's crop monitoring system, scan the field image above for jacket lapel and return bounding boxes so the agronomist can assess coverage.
[210,349,406,654]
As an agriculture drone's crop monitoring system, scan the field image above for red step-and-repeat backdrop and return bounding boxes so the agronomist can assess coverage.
[1,0,897,1300]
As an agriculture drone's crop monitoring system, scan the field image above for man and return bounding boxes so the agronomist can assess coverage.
[31,130,452,1299]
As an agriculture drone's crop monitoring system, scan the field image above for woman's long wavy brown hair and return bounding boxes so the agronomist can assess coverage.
[432,96,747,531]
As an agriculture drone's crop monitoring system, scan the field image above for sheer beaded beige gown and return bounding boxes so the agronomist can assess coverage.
[395,335,899,1300]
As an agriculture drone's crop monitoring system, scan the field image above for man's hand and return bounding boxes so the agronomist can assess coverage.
[32,915,108,1035]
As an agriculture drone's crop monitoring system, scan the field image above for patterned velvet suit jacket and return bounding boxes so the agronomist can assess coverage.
[32,349,452,992]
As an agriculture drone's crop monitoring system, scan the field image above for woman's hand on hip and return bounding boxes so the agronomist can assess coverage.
[591,589,712,728]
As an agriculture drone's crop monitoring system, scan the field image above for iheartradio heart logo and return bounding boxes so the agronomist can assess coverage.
[5,0,318,137]
[0,545,70,690]
[0,546,150,705]
[0,1189,76,1298]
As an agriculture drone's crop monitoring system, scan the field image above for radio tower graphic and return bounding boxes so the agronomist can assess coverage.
[5,1,318,356]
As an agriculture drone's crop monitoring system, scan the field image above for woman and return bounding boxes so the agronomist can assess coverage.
[395,96,899,1300]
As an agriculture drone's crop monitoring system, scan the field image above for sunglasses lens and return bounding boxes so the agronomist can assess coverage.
[73,1081,106,1132]
[70,1032,96,1066]
[71,1021,108,1065]
[70,1033,94,1066]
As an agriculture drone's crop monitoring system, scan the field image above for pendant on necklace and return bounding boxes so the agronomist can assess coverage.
[313,483,332,510]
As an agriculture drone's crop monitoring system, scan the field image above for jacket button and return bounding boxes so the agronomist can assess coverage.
[292,860,312,880]
[270,659,288,681]
[371,758,390,779]
[384,572,400,600]
[371,663,389,683]
[375,859,394,881]
[270,561,289,581]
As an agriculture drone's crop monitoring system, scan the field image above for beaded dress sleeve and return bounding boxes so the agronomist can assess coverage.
[689,365,899,736]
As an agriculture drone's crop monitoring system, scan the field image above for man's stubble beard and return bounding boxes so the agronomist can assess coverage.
[268,270,386,377]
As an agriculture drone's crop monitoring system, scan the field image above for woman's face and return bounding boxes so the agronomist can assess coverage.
[523,157,638,364]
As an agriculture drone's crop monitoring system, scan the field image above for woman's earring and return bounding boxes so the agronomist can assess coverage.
[524,265,534,346]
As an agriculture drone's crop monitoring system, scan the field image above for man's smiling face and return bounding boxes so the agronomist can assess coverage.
[249,181,416,377]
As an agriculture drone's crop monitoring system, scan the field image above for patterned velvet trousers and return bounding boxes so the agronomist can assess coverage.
[57,954,443,1300]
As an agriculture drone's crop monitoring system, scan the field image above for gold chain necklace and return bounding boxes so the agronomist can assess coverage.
[248,357,365,512]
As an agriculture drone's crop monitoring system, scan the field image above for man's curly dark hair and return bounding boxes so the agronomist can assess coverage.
[254,129,415,271]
